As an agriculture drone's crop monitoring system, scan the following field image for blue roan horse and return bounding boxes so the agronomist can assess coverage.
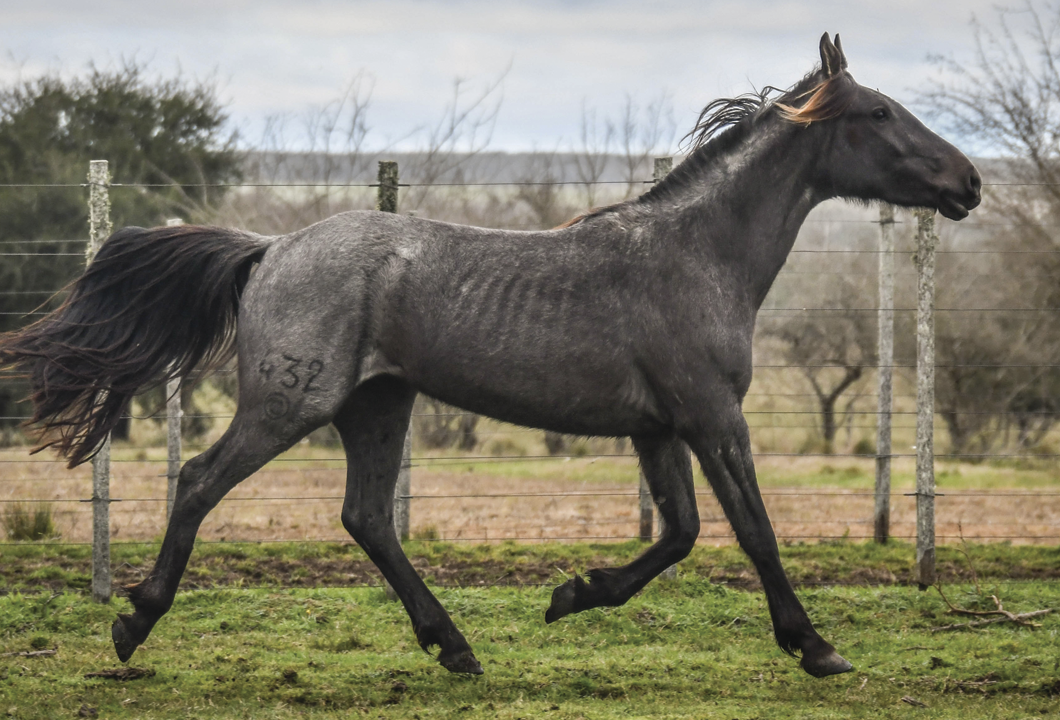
[0,34,980,678]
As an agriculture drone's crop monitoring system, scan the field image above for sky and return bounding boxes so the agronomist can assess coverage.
[0,0,1009,152]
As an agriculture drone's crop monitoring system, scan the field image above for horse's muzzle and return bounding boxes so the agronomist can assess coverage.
[938,166,982,221]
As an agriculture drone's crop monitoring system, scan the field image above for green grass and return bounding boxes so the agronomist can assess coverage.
[1,578,1058,719]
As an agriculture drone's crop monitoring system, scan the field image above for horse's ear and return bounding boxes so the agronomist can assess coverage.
[819,32,844,77]
[834,34,849,70]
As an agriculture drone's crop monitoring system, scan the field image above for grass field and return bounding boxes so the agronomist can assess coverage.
[1,542,1059,719]
[3,408,1058,716]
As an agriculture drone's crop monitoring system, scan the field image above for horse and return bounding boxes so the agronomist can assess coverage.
[0,34,980,679]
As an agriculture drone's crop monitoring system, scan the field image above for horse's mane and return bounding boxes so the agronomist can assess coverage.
[646,68,855,202]
[556,67,856,228]
[684,69,855,149]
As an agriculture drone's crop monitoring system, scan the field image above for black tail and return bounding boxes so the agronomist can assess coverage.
[0,225,269,467]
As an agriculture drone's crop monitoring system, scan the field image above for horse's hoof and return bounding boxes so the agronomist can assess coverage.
[544,575,581,624]
[111,614,139,663]
[438,648,483,675]
[800,649,853,678]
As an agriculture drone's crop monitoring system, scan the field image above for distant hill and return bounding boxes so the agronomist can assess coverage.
[242,151,663,185]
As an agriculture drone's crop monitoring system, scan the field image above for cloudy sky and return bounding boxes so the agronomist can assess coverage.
[0,1,1008,151]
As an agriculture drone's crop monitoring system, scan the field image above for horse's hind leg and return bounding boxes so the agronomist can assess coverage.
[546,432,700,622]
[111,412,312,662]
[334,377,482,675]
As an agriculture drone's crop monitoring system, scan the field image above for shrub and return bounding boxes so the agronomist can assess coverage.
[852,438,876,456]
[412,525,440,541]
[2,503,57,541]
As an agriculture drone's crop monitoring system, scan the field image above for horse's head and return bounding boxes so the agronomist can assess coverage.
[789,34,981,220]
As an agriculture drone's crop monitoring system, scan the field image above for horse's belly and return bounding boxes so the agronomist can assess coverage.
[403,352,666,437]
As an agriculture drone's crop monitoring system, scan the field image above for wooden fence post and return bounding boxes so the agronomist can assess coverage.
[874,205,895,543]
[87,160,112,604]
[166,378,182,521]
[638,471,653,541]
[376,161,410,543]
[165,219,185,522]
[638,157,675,544]
[377,161,407,601]
[914,209,937,588]
[651,156,684,580]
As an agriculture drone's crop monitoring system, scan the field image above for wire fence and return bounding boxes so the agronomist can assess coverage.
[0,166,1058,572]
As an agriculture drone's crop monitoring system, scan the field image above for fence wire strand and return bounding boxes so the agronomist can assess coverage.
[0,175,1058,551]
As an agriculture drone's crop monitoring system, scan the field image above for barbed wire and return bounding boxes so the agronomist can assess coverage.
[1,248,1058,257]
[0,177,1058,552]
[6,487,1060,505]
[1,448,1060,465]
[3,307,1056,319]
[2,362,1059,376]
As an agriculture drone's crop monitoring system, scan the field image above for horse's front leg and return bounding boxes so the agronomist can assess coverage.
[685,406,853,678]
[546,432,700,621]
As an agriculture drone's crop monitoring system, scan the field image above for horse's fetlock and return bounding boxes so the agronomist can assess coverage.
[413,620,459,656]
[582,570,619,605]
[774,624,819,658]
[123,582,171,617]
[583,569,606,588]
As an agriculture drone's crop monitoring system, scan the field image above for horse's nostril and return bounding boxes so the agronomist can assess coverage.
[969,171,982,194]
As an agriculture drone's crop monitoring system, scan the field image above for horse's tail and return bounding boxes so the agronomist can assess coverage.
[0,224,270,467]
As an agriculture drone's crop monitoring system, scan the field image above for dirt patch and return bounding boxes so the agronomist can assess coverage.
[84,667,156,681]
[6,546,1060,595]
[176,556,561,590]
[136,556,560,591]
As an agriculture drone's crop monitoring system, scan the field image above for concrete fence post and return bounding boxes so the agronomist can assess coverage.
[638,471,653,541]
[164,218,185,522]
[377,161,407,601]
[166,378,182,522]
[914,209,937,588]
[652,156,684,580]
[874,205,895,543]
[376,161,410,544]
[87,160,112,604]
[638,157,675,544]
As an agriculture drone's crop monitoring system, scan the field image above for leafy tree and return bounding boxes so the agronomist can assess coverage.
[0,61,242,438]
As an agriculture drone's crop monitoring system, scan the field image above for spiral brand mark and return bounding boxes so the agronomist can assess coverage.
[264,393,290,419]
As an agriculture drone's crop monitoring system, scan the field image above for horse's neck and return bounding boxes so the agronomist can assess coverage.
[664,121,823,307]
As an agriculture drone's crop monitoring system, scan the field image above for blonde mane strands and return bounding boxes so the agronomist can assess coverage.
[775,75,853,125]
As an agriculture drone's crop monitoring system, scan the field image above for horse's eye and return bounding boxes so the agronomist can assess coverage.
[871,107,889,121]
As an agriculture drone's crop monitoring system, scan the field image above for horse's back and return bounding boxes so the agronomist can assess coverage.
[234,210,670,435]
